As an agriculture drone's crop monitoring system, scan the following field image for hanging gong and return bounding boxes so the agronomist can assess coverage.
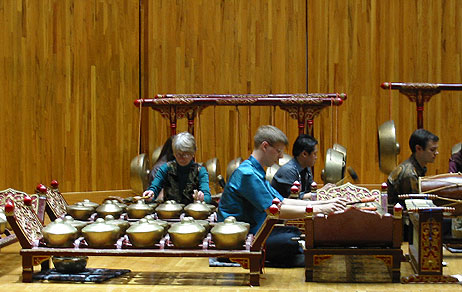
[130,153,151,194]
[333,143,347,164]
[279,153,293,166]
[321,148,345,184]
[226,157,242,182]
[378,120,400,175]
[151,145,162,167]
[266,164,281,182]
[205,158,220,184]
[452,142,462,155]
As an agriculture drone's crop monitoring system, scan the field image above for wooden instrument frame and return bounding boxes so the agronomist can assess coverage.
[134,93,346,141]
[303,184,403,283]
[6,188,281,286]
[381,82,462,129]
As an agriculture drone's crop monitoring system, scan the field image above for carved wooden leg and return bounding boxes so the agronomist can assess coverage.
[392,252,401,283]
[305,252,314,282]
[249,256,261,286]
[22,255,33,283]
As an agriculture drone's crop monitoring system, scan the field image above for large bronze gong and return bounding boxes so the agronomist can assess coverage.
[321,148,346,184]
[204,158,224,194]
[452,142,461,155]
[378,120,400,175]
[226,157,243,182]
[130,153,151,194]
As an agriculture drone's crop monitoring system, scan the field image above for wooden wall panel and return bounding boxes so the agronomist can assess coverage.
[0,0,139,192]
[308,0,462,184]
[145,0,307,177]
[1,0,461,195]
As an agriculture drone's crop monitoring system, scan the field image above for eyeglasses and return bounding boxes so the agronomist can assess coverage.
[175,151,193,158]
[268,143,284,155]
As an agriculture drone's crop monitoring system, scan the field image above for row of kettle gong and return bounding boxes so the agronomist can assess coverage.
[67,199,216,220]
[42,215,249,250]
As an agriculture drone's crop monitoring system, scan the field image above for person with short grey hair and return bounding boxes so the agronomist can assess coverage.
[143,132,212,204]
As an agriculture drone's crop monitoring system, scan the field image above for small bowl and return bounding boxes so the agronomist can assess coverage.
[52,256,88,273]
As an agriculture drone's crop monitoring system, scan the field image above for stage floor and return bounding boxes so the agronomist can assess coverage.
[1,242,462,291]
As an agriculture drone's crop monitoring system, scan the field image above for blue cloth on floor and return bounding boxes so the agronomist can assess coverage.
[32,268,131,283]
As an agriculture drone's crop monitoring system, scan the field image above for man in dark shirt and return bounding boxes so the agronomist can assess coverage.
[271,134,318,199]
[387,128,439,205]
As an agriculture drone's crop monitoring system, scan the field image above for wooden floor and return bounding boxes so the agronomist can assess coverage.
[1,242,462,291]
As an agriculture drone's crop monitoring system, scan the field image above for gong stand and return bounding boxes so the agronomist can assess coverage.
[134,93,347,149]
[381,82,462,129]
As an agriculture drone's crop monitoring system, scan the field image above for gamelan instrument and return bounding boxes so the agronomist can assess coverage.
[377,120,400,175]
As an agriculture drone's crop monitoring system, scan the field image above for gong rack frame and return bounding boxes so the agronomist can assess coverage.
[381,82,462,129]
[134,93,347,140]
[6,187,282,286]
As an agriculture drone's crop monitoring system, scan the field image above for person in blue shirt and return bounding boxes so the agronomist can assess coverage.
[218,125,346,267]
[142,132,212,204]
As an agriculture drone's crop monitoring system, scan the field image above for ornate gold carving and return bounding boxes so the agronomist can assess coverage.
[33,256,51,266]
[230,258,249,269]
[316,182,381,204]
[313,255,333,265]
[420,218,441,273]
[46,188,67,218]
[401,274,459,283]
[14,198,43,245]
[374,255,392,267]
[399,83,440,90]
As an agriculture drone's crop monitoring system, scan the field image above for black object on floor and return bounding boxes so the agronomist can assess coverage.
[32,268,131,283]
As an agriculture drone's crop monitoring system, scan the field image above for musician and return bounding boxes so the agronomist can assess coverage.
[449,147,462,173]
[142,132,212,204]
[271,134,318,199]
[217,125,346,267]
[387,129,439,205]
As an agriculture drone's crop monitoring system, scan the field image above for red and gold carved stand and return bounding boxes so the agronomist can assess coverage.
[381,82,462,129]
[403,207,458,283]
[134,93,346,148]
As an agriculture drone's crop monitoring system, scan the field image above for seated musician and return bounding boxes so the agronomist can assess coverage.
[271,134,334,199]
[142,132,212,204]
[387,128,439,205]
[217,125,347,267]
[449,146,462,173]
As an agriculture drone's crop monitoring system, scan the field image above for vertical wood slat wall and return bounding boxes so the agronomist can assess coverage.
[0,0,461,193]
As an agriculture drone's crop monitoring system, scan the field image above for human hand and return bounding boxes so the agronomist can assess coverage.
[193,190,204,201]
[313,202,346,215]
[141,190,154,201]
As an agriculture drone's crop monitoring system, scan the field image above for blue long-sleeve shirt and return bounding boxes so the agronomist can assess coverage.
[217,156,284,234]
[147,160,212,204]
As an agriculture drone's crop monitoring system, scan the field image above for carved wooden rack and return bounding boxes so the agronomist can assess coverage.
[381,82,462,129]
[134,93,347,138]
[6,193,281,286]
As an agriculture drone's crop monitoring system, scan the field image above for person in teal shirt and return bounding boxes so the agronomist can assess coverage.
[143,132,212,204]
[218,125,346,267]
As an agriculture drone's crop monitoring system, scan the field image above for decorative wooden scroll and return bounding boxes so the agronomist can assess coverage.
[0,188,46,248]
[134,93,346,136]
[381,82,462,129]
